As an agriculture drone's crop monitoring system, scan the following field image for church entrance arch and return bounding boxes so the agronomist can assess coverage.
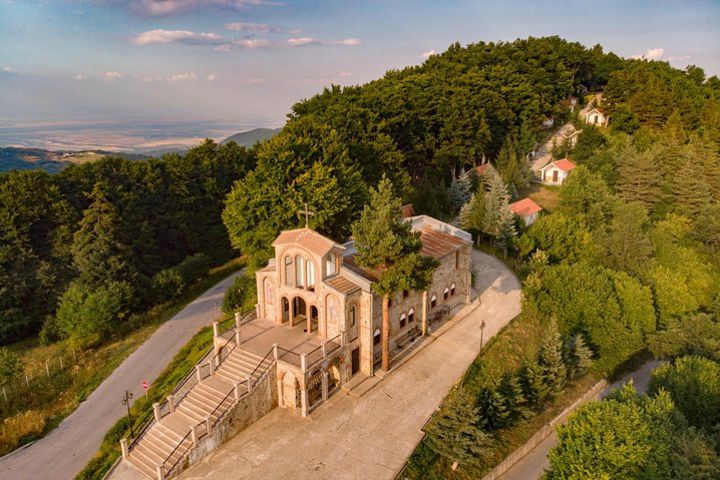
[292,297,307,327]
[281,297,290,324]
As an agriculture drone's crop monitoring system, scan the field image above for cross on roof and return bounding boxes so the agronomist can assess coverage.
[298,203,314,228]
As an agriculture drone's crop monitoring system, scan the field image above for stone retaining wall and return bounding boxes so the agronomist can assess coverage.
[481,379,607,480]
[188,363,279,467]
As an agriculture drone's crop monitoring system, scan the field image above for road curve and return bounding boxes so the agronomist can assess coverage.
[0,270,242,480]
[109,249,521,480]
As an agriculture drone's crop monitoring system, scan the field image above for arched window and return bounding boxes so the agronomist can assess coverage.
[450,283,456,296]
[326,253,336,276]
[284,256,292,286]
[443,287,449,300]
[295,256,305,287]
[400,313,406,328]
[306,261,315,290]
[373,328,381,345]
[430,295,437,309]
[408,308,415,323]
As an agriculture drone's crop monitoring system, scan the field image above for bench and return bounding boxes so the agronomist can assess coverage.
[395,325,421,349]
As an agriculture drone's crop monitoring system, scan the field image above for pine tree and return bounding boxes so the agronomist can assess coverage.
[424,388,492,472]
[538,319,567,398]
[459,193,486,243]
[479,386,509,431]
[616,144,663,211]
[72,182,136,286]
[449,172,472,213]
[482,169,517,251]
[566,333,594,379]
[352,176,438,371]
[672,155,712,217]
[522,360,548,407]
[499,372,528,422]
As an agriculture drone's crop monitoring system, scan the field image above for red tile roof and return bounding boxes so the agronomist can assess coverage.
[509,198,543,218]
[541,158,577,173]
[419,227,469,259]
[272,228,341,257]
[326,275,361,295]
[475,163,493,176]
[343,255,381,282]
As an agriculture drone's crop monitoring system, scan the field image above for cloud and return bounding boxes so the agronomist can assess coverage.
[234,38,271,49]
[130,0,279,17]
[338,71,352,77]
[132,29,223,45]
[286,37,317,47]
[166,72,197,81]
[421,49,437,59]
[213,44,233,52]
[666,55,692,62]
[630,47,664,60]
[3,66,15,73]
[207,73,217,81]
[74,74,85,80]
[336,38,361,46]
[104,71,124,80]
[224,22,276,33]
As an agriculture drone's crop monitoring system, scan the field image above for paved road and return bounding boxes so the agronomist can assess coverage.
[498,360,661,480]
[110,250,521,480]
[0,271,241,480]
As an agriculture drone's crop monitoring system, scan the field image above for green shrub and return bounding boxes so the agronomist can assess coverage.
[151,267,185,303]
[222,273,256,314]
[55,281,132,349]
[0,347,22,385]
[38,316,60,345]
[177,253,212,284]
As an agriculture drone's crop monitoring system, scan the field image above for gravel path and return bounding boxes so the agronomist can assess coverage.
[0,270,241,480]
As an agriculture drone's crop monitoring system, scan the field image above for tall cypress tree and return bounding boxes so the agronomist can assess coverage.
[482,169,517,251]
[479,386,509,431]
[522,360,549,407]
[566,333,594,379]
[616,144,663,211]
[499,372,528,422]
[672,156,712,217]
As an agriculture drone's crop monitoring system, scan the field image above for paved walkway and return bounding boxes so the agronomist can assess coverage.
[111,250,520,480]
[498,360,660,480]
[0,270,242,480]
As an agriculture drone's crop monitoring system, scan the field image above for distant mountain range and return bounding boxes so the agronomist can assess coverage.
[0,147,147,174]
[221,127,281,146]
[1,127,282,174]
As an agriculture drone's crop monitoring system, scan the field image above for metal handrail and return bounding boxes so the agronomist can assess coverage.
[127,412,154,451]
[209,386,239,429]
[161,428,193,478]
[248,346,276,385]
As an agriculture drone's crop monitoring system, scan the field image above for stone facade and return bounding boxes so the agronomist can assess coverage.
[254,215,473,414]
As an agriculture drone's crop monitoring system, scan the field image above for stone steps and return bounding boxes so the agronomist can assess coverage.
[126,345,273,479]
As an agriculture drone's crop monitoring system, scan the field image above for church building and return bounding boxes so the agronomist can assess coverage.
[254,215,473,413]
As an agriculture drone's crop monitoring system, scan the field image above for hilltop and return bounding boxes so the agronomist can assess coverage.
[0,147,147,174]
[221,127,281,147]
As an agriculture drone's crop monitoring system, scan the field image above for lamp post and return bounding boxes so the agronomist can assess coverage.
[121,389,134,431]
[480,320,486,348]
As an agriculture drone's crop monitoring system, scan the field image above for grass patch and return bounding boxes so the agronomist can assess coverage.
[0,257,244,457]
[527,184,561,212]
[76,325,217,480]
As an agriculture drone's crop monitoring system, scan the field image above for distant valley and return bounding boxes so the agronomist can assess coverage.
[0,127,281,174]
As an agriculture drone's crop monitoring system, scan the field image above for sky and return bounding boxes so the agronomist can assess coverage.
[1,0,719,150]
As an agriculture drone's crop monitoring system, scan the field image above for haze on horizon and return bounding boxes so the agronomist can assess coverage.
[1,0,719,150]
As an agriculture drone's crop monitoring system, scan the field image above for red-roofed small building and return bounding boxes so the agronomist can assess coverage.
[585,107,609,127]
[509,198,543,226]
[400,203,415,218]
[475,163,495,177]
[540,158,577,185]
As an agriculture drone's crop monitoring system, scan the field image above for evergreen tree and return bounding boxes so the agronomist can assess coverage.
[482,169,517,251]
[479,386,509,431]
[616,144,662,211]
[565,333,594,379]
[352,177,438,371]
[448,172,472,213]
[72,182,136,287]
[499,372,528,421]
[538,319,568,398]
[672,156,712,217]
[424,388,492,473]
[459,193,486,243]
[522,360,549,407]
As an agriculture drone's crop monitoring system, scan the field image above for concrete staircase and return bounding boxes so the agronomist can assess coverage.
[126,348,274,479]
